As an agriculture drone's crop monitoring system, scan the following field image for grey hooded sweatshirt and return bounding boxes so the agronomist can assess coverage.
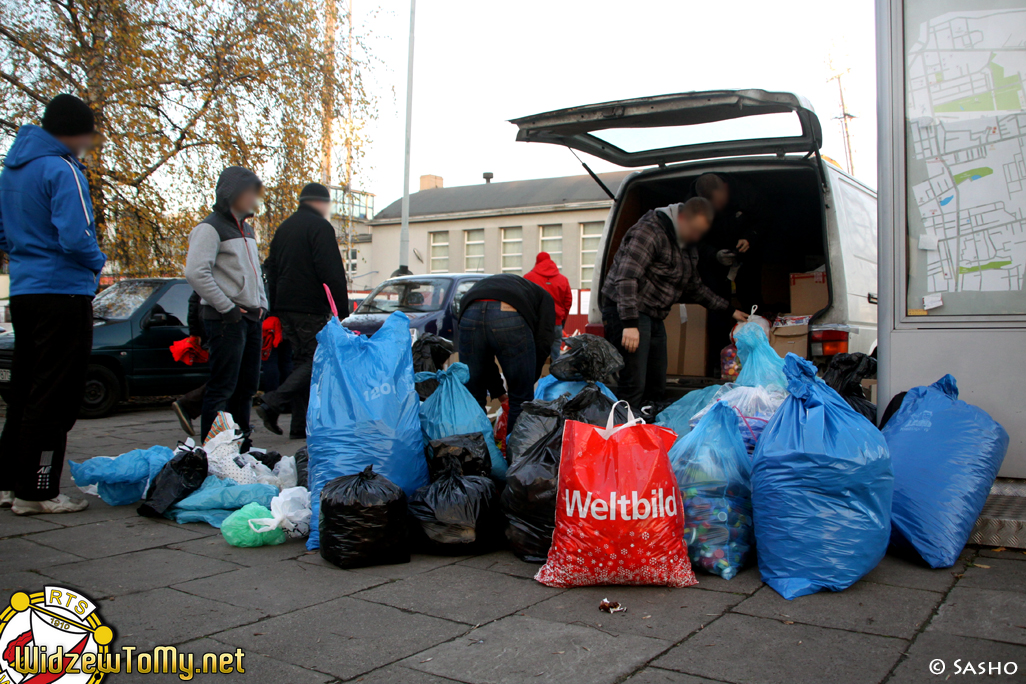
[184,167,268,321]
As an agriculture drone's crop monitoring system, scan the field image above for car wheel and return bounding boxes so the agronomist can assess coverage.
[80,365,121,419]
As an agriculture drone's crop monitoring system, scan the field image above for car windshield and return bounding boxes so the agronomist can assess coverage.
[357,279,451,314]
[92,280,161,320]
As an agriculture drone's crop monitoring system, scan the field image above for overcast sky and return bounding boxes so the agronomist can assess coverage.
[354,0,878,211]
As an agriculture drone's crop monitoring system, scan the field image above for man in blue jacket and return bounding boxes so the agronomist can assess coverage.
[0,94,107,515]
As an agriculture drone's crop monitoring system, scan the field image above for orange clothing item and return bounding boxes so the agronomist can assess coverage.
[524,252,572,324]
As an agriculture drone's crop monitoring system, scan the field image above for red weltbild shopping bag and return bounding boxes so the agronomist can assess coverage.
[536,403,697,588]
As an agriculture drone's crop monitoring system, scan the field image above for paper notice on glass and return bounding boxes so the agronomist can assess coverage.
[919,234,940,251]
[923,293,944,310]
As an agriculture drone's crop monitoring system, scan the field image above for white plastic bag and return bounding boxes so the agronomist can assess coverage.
[248,486,312,538]
[273,456,298,490]
[690,384,787,452]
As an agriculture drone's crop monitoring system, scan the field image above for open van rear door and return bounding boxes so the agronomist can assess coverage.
[511,90,822,167]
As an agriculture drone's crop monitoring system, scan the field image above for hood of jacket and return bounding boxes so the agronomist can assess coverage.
[4,125,78,170]
[530,251,560,278]
[212,166,263,216]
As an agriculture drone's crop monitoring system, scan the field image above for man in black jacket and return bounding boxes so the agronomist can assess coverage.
[257,183,349,438]
[694,173,767,367]
[458,274,555,436]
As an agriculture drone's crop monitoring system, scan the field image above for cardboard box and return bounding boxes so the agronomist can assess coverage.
[861,379,878,405]
[663,304,707,376]
[681,304,708,377]
[789,271,829,315]
[770,323,808,359]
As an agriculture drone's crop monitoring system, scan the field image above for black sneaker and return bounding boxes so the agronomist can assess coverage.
[255,403,283,435]
[289,430,305,440]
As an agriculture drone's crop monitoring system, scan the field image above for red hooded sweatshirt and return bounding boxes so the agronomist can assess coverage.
[525,252,572,325]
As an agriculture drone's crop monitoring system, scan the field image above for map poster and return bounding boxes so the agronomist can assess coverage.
[905,0,1026,316]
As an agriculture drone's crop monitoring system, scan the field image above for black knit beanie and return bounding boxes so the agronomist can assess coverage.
[299,182,331,203]
[42,94,96,137]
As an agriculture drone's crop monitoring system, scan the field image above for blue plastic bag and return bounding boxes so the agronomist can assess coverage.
[164,476,278,527]
[752,354,893,599]
[656,384,725,439]
[670,401,753,580]
[534,374,617,403]
[883,375,1009,568]
[735,323,786,390]
[306,312,428,550]
[416,363,506,480]
[69,446,175,506]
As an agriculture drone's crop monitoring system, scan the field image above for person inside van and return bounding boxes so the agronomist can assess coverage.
[601,197,748,410]
[694,173,767,364]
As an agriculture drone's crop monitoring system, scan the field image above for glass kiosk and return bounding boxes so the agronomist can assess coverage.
[877,0,1026,545]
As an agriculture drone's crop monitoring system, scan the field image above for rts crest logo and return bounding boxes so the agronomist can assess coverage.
[0,586,113,684]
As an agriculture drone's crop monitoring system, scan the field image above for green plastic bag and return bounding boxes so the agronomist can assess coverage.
[221,502,287,547]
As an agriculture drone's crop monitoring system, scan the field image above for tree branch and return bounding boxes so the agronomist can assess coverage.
[0,25,80,86]
[126,87,220,186]
[0,70,49,104]
[0,116,20,134]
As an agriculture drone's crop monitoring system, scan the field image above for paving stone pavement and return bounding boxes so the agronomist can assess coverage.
[0,407,1023,683]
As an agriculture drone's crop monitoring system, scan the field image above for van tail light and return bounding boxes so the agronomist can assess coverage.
[810,329,848,356]
[585,323,605,337]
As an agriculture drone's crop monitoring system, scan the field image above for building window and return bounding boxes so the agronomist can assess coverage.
[501,227,523,274]
[429,231,449,273]
[464,229,485,273]
[580,221,604,288]
[345,248,359,275]
[539,224,563,267]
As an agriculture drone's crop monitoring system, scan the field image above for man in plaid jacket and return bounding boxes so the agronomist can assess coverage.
[601,197,748,410]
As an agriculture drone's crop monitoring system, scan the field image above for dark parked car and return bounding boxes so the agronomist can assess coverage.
[0,278,208,418]
[342,273,488,341]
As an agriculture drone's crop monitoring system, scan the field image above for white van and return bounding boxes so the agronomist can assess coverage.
[513,89,877,379]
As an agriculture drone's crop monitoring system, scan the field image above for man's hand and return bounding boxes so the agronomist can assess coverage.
[622,327,640,353]
[732,310,750,323]
[736,239,750,253]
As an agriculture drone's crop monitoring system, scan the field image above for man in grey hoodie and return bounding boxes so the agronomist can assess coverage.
[185,166,268,438]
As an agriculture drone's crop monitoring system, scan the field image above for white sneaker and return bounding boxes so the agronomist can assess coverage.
[0,491,14,508]
[12,494,89,516]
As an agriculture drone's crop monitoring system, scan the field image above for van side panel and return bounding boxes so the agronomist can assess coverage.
[827,168,878,353]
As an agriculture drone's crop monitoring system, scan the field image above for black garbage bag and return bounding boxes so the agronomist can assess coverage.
[879,391,907,429]
[501,385,629,562]
[408,454,499,553]
[413,333,455,401]
[251,449,282,469]
[294,446,309,488]
[549,334,624,382]
[823,352,878,423]
[639,399,675,424]
[137,446,207,518]
[427,433,491,481]
[319,466,410,569]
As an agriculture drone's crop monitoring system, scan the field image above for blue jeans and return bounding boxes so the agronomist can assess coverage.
[202,317,263,439]
[458,300,537,438]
